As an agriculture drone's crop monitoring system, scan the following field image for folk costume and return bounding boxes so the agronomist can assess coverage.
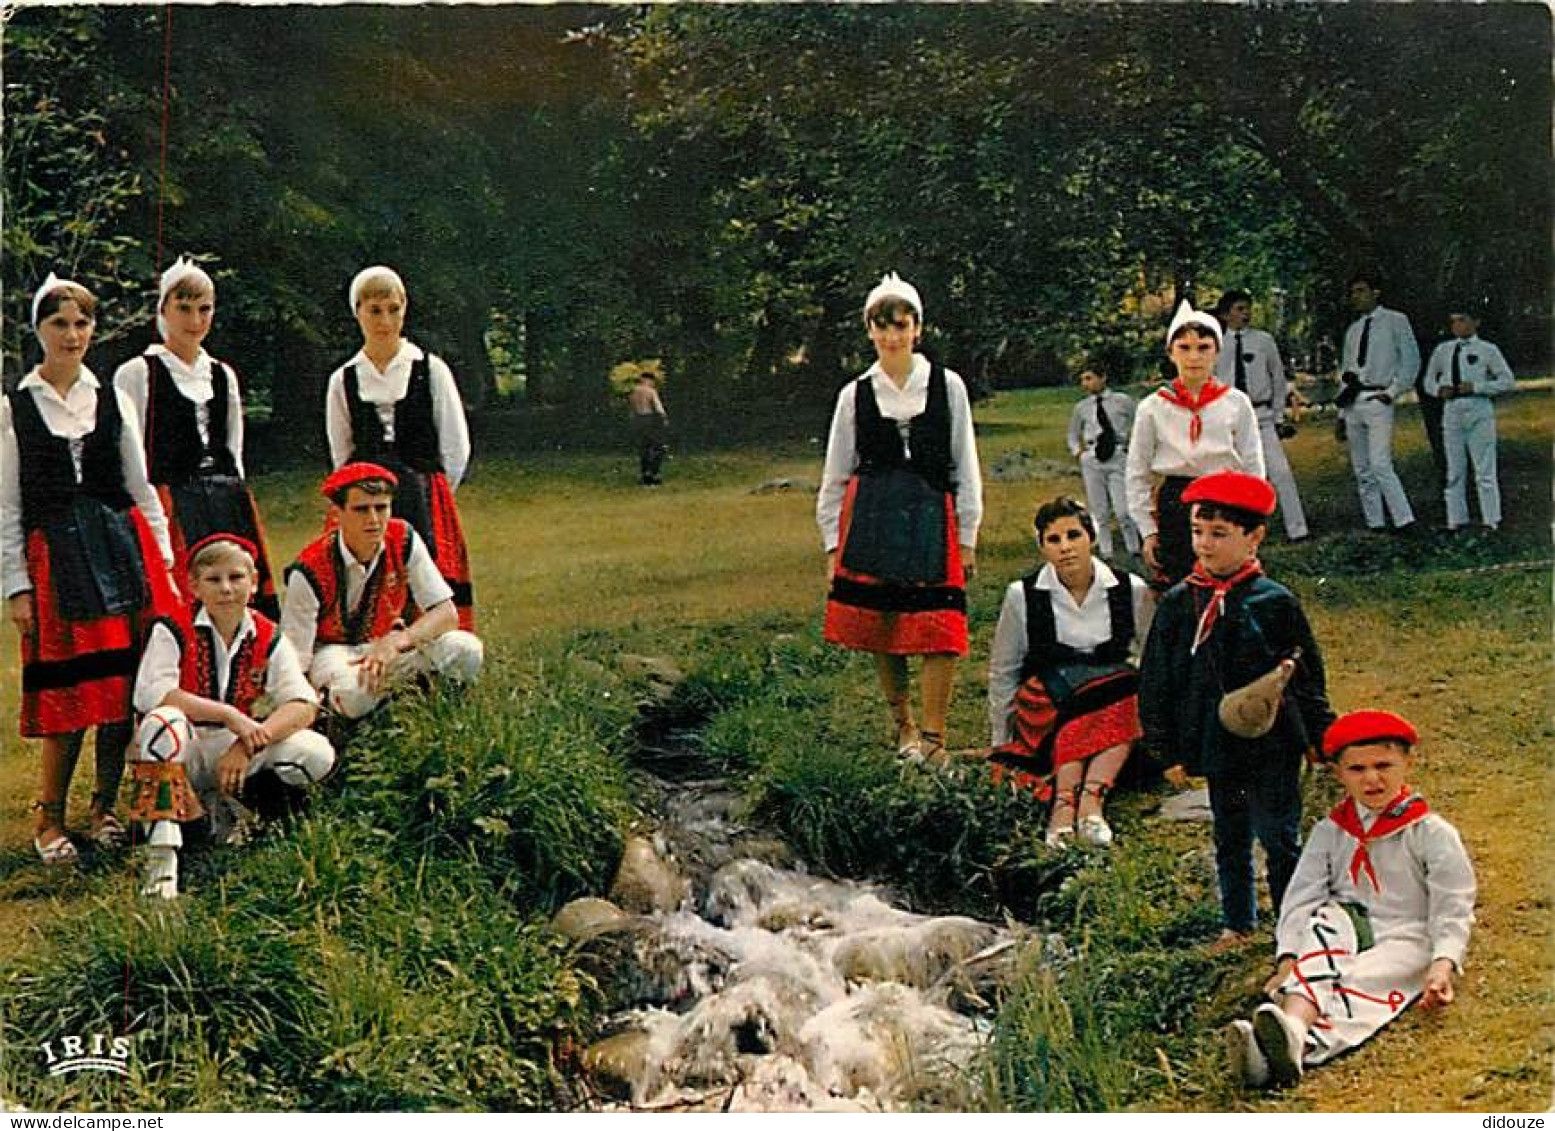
[281,476,483,720]
[818,353,982,656]
[1213,326,1309,541]
[1,366,178,737]
[1338,304,1419,531]
[1126,303,1265,587]
[326,275,474,631]
[1067,389,1141,558]
[1420,330,1515,531]
[1139,473,1331,933]
[985,560,1153,801]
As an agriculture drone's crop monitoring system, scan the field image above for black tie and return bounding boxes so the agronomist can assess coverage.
[1233,331,1248,392]
[1451,341,1464,393]
[1095,394,1116,448]
[1357,316,1372,368]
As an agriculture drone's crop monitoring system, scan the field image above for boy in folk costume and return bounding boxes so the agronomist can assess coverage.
[114,256,281,618]
[129,534,335,898]
[281,463,484,720]
[1420,309,1516,534]
[326,266,475,630]
[818,273,983,765]
[1126,300,1264,589]
[1066,367,1140,560]
[1139,470,1333,948]
[1225,710,1476,1088]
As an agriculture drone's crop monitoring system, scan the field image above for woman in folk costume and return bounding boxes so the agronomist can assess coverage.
[985,496,1154,847]
[113,256,281,618]
[1224,710,1476,1089]
[818,273,983,765]
[1,275,180,865]
[325,266,474,630]
[1125,299,1265,588]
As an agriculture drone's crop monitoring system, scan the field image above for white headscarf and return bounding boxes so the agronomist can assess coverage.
[864,272,923,321]
[349,265,406,312]
[156,255,215,339]
[31,272,91,338]
[1166,298,1222,347]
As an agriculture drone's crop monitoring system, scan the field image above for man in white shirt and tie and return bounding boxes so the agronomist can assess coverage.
[1337,272,1418,533]
[1214,289,1309,542]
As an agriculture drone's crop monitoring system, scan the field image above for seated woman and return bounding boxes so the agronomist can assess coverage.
[986,496,1154,847]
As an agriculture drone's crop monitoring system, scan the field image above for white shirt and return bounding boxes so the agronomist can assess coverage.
[325,340,471,489]
[1123,385,1265,537]
[0,368,173,599]
[1420,335,1516,399]
[1066,390,1137,459]
[986,561,1155,746]
[1213,327,1289,421]
[114,346,247,477]
[280,527,453,674]
[1341,305,1421,398]
[134,607,317,716]
[816,354,983,551]
[1275,808,1476,971]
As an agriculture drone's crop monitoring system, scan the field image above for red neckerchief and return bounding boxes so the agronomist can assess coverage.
[1328,790,1432,893]
[1156,378,1232,445]
[1184,558,1263,654]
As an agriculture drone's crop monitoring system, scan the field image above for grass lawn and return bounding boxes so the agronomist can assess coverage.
[1,382,1549,1111]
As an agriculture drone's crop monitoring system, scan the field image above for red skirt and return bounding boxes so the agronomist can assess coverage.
[824,476,967,656]
[157,480,280,621]
[988,672,1140,801]
[18,511,181,737]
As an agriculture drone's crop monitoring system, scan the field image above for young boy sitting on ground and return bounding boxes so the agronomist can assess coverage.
[1139,470,1333,949]
[129,534,336,898]
[1225,709,1476,1088]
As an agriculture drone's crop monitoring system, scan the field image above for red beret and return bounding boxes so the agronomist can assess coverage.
[1321,710,1420,760]
[1182,470,1277,517]
[321,462,398,499]
[184,531,260,566]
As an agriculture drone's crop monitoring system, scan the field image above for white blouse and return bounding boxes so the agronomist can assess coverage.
[1124,386,1265,538]
[134,607,317,716]
[325,339,471,489]
[114,345,247,477]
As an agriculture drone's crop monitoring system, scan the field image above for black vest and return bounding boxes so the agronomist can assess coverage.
[853,361,955,495]
[343,356,443,473]
[7,383,133,532]
[1019,571,1136,680]
[144,353,239,484]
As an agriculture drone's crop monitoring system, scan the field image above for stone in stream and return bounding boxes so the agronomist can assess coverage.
[830,916,1000,989]
[551,896,632,942]
[583,1029,654,1101]
[617,654,686,688]
[610,835,690,915]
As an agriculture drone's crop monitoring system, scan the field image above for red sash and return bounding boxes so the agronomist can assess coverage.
[1329,791,1431,893]
[1157,378,1232,445]
[1183,558,1263,654]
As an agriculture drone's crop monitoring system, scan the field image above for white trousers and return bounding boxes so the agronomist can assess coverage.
[1257,419,1308,540]
[1344,397,1414,529]
[134,706,336,803]
[1079,452,1139,557]
[312,630,484,719]
[1441,397,1500,529]
[1274,901,1429,1068]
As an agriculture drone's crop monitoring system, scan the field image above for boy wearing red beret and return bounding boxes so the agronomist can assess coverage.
[1225,709,1476,1088]
[1140,470,1333,947]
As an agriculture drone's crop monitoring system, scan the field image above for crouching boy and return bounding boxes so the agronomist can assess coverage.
[1225,709,1476,1088]
[281,462,483,720]
[129,534,336,898]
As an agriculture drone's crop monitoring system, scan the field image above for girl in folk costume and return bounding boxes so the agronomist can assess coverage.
[1,275,180,865]
[113,257,281,618]
[1225,710,1476,1089]
[985,497,1154,847]
[818,273,983,765]
[129,534,335,898]
[325,266,474,630]
[1125,300,1265,588]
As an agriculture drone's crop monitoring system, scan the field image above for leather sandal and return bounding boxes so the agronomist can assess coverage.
[918,730,948,767]
[31,801,77,866]
[89,801,129,850]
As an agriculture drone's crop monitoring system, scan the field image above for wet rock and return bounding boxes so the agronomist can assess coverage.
[610,835,690,915]
[618,654,686,688]
[583,1029,653,1101]
[831,916,999,989]
[551,896,631,942]
[1160,787,1214,822]
[731,836,796,871]
[575,916,728,1011]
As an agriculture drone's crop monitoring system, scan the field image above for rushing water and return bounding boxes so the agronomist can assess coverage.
[575,777,1048,1112]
